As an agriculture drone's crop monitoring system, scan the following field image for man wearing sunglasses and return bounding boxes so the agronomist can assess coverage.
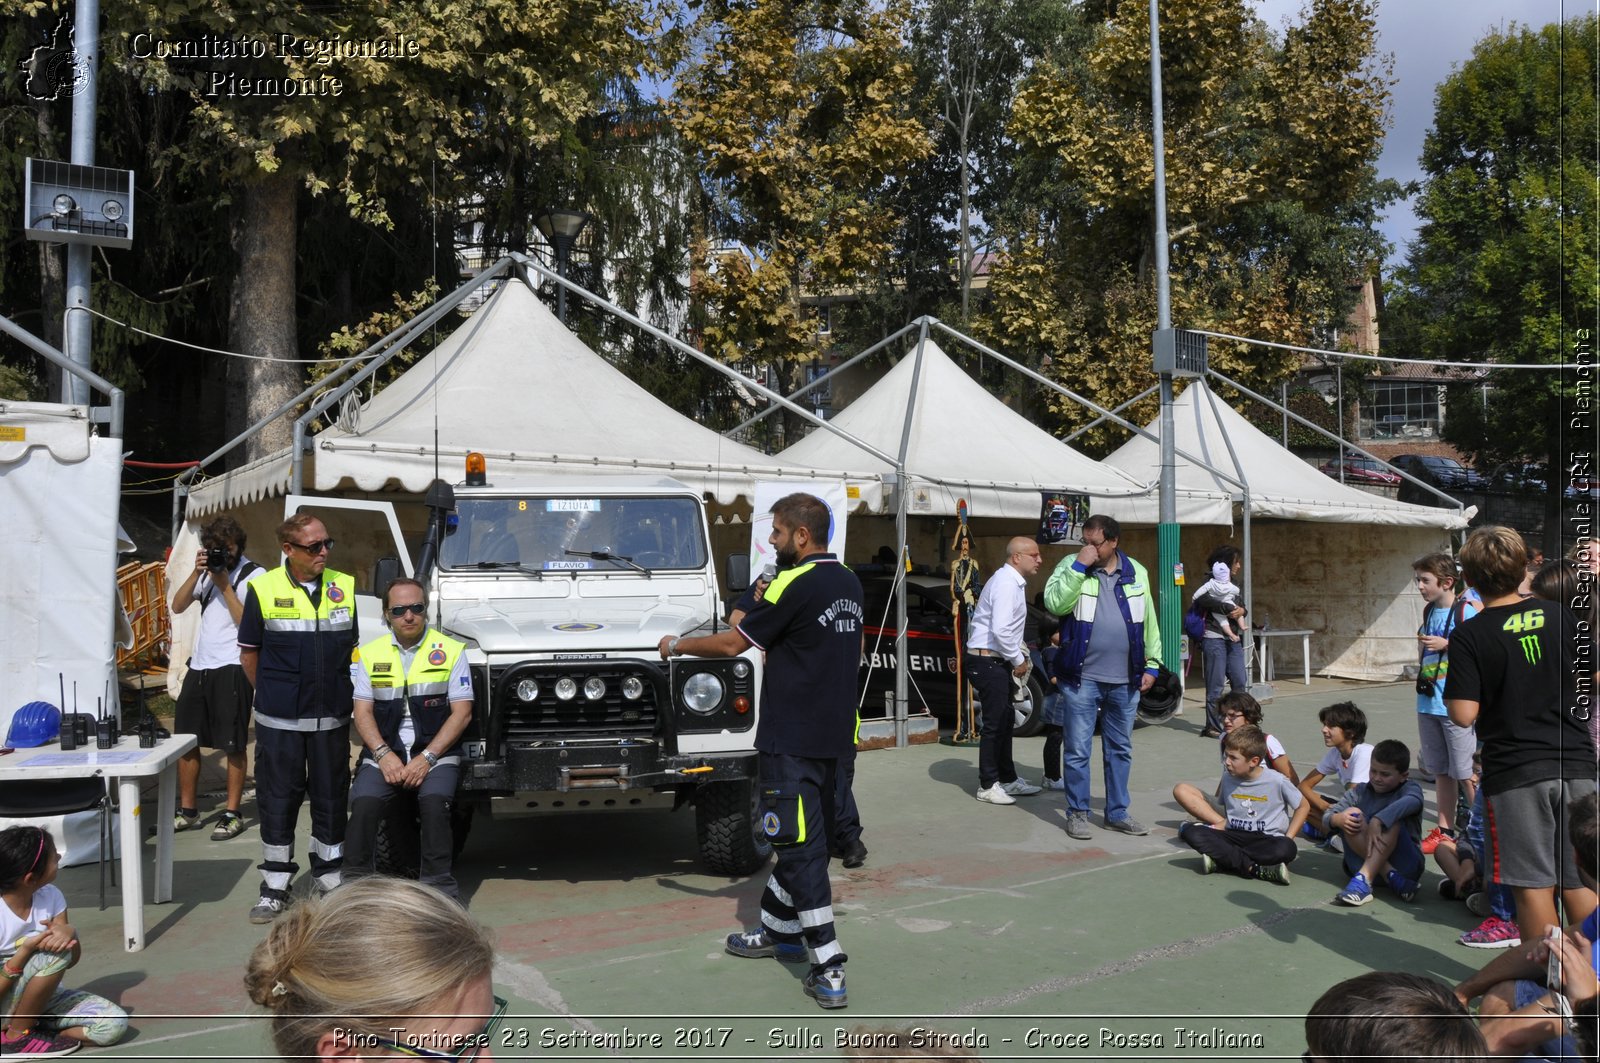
[238,513,359,924]
[344,578,474,899]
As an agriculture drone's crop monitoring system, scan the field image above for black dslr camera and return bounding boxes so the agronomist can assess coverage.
[206,547,230,570]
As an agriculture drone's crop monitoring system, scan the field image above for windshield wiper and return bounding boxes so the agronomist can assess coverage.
[563,548,649,575]
[461,561,544,578]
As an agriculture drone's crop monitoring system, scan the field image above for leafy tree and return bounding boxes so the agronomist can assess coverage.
[672,0,931,445]
[104,0,659,459]
[1385,15,1597,487]
[989,0,1394,453]
[910,0,1074,325]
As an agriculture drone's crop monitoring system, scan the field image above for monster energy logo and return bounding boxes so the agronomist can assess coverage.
[1519,634,1543,665]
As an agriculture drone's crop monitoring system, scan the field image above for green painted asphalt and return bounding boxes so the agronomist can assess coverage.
[59,678,1495,1062]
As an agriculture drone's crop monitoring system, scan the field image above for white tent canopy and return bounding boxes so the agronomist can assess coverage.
[1100,380,1468,529]
[1101,380,1466,680]
[775,337,1227,521]
[187,279,880,516]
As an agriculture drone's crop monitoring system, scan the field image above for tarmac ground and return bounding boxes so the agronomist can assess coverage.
[55,676,1514,1061]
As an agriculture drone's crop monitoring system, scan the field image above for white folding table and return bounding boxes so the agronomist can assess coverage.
[1254,629,1314,686]
[0,735,197,951]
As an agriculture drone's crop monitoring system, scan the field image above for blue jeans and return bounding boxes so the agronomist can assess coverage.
[1061,678,1139,821]
[1202,636,1247,732]
[1466,785,1516,921]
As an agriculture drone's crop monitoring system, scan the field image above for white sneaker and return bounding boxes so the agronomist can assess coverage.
[976,783,1016,805]
[1039,777,1065,791]
[1001,778,1042,796]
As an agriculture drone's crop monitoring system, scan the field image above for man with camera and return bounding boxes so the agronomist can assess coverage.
[170,515,265,840]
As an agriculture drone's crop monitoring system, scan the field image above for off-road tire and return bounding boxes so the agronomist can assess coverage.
[696,778,772,876]
[372,796,476,878]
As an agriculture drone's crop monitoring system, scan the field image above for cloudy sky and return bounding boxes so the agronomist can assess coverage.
[1250,0,1577,269]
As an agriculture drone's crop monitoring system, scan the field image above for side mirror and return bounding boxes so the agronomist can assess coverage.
[372,556,403,596]
[725,553,751,593]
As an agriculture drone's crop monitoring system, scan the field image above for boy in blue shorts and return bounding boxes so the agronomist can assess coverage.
[1411,551,1478,853]
[1175,726,1309,885]
[1327,739,1427,906]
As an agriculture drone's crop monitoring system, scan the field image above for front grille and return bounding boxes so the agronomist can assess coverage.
[493,662,663,741]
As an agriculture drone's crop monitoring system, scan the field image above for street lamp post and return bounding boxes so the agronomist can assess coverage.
[535,208,592,325]
[1148,0,1182,674]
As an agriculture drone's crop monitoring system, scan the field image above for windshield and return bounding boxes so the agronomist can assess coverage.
[440,496,708,571]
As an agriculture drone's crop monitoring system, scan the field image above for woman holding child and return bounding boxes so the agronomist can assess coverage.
[1192,545,1248,738]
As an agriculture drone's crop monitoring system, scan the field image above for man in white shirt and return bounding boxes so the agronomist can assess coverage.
[170,515,265,840]
[967,537,1045,805]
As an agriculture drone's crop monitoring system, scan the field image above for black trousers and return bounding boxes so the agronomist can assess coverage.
[968,655,1017,789]
[759,751,846,971]
[255,721,350,898]
[1180,823,1298,876]
[344,761,462,899]
[832,748,861,849]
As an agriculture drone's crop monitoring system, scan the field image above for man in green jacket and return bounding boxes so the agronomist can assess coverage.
[1043,514,1161,840]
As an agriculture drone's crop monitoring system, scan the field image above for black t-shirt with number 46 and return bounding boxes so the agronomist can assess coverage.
[1447,597,1596,795]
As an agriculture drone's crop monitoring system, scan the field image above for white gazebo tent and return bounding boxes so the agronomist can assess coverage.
[185,277,881,520]
[1101,378,1469,679]
[174,264,893,699]
[775,335,1186,521]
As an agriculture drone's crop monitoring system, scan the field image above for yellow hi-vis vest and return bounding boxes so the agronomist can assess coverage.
[356,629,468,762]
[250,565,357,729]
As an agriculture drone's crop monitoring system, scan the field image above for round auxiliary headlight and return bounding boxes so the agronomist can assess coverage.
[732,660,751,679]
[621,676,645,700]
[681,672,725,715]
[583,677,606,701]
[52,193,76,216]
[554,677,578,701]
[514,678,539,702]
[101,199,125,222]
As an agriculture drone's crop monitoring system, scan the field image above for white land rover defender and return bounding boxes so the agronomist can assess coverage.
[332,461,772,875]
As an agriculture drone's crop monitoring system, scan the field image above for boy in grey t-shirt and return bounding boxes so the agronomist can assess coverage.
[1176,726,1310,884]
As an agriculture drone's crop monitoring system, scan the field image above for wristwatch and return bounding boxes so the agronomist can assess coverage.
[422,750,439,768]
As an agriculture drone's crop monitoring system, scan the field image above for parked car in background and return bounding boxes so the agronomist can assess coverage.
[1488,461,1549,493]
[1392,453,1487,506]
[858,573,1046,736]
[1318,456,1402,487]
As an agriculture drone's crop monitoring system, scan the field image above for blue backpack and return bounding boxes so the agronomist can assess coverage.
[1183,602,1206,642]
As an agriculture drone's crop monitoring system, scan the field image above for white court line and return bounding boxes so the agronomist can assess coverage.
[878,850,1174,917]
[98,1019,255,1050]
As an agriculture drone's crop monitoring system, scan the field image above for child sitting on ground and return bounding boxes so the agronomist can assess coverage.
[1297,701,1373,841]
[1175,726,1309,885]
[0,826,129,1056]
[1172,691,1299,820]
[1194,561,1243,641]
[1326,739,1427,907]
[1215,690,1297,785]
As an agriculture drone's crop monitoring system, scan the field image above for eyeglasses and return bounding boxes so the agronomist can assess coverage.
[369,996,507,1062]
[288,538,335,554]
[388,603,427,618]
